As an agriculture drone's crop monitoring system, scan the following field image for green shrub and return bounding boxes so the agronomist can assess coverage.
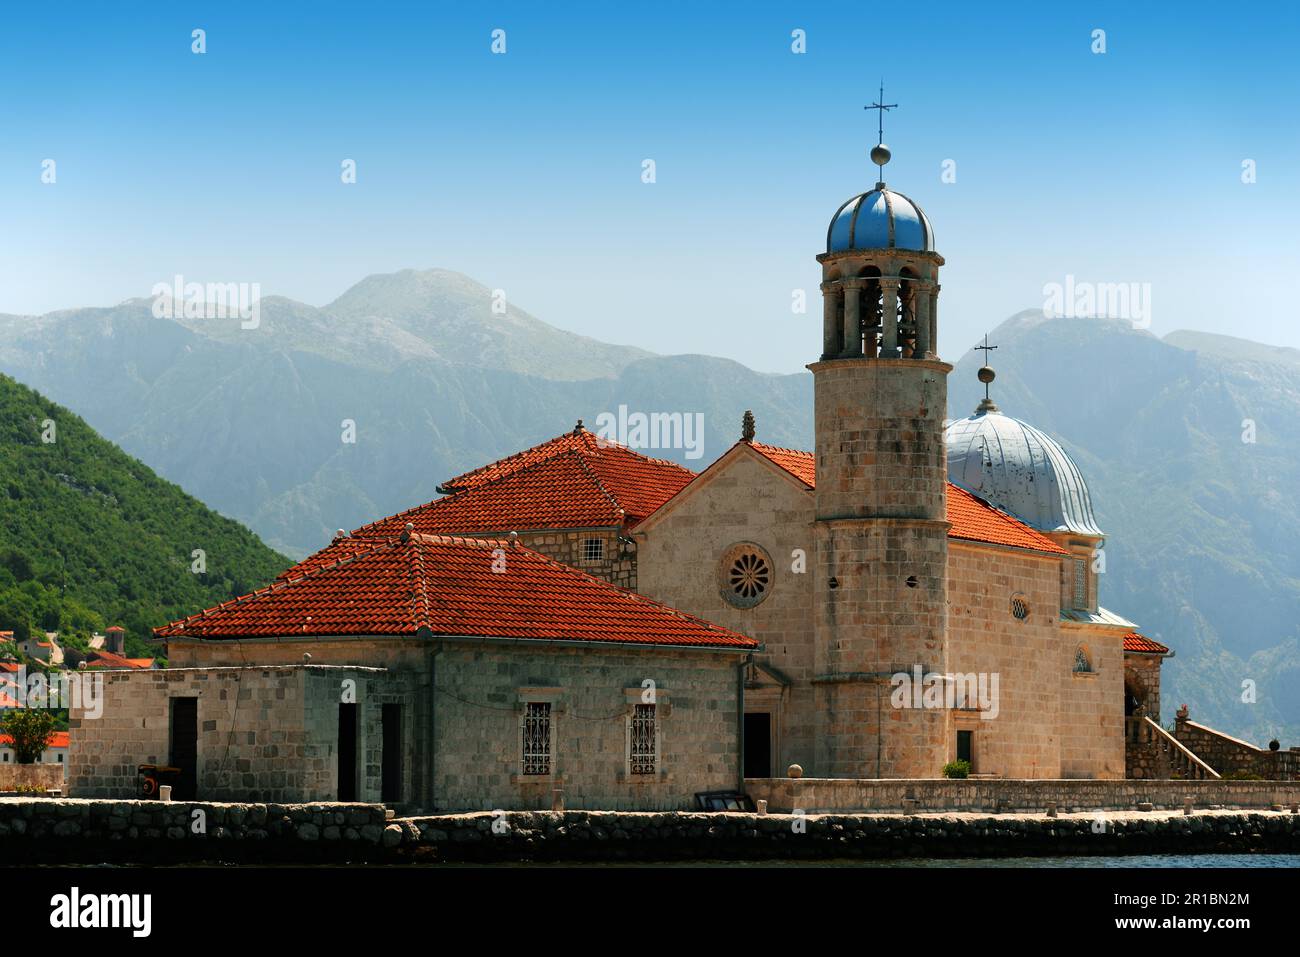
[0,708,55,763]
[942,759,972,779]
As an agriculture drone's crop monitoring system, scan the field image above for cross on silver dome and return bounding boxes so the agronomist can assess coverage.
[864,81,896,182]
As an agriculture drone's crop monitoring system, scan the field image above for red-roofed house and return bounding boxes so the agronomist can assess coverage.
[69,533,756,809]
[0,731,69,779]
[83,649,156,670]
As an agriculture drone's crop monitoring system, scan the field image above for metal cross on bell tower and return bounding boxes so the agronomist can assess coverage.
[864,82,897,181]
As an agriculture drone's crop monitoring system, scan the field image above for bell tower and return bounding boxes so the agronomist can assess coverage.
[810,115,953,777]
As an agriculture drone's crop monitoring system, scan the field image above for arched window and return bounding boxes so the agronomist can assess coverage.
[1074,646,1093,674]
[898,268,918,357]
[859,266,882,357]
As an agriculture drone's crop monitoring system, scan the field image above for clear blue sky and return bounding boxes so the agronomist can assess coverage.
[1,1,1296,372]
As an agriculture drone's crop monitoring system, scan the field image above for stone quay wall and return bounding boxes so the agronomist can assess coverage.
[744,777,1300,814]
[4,800,1300,864]
[0,798,396,864]
[398,808,1300,863]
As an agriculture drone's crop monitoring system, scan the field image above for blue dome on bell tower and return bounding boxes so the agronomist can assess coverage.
[826,186,935,253]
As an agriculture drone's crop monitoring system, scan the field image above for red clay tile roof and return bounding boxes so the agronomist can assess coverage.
[0,731,68,749]
[85,650,154,670]
[747,443,1067,555]
[945,483,1069,555]
[367,451,626,535]
[160,533,756,650]
[748,441,818,487]
[283,428,696,578]
[1123,632,1169,654]
[438,425,694,509]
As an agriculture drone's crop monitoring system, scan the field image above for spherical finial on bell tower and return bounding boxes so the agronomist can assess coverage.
[870,143,891,168]
[974,336,1000,413]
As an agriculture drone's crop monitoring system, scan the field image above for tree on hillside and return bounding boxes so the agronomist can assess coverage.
[0,708,56,763]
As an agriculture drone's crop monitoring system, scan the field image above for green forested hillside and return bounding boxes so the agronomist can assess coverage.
[0,373,289,657]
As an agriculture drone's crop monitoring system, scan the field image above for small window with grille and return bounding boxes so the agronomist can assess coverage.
[1073,558,1088,608]
[629,703,657,775]
[1074,646,1093,674]
[582,538,604,563]
[521,702,552,776]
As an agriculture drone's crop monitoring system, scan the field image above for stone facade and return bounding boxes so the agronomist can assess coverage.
[637,444,1132,781]
[490,529,636,590]
[1125,652,1163,720]
[633,448,816,775]
[946,542,1063,778]
[67,665,400,803]
[433,642,741,811]
[1058,623,1126,778]
[810,356,952,778]
[98,636,746,811]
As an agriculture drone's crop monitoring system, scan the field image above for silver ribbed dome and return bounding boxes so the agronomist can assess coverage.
[827,187,935,253]
[945,410,1103,536]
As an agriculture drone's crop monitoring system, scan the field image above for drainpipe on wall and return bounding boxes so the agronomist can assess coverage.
[737,654,751,792]
[876,679,882,779]
[418,629,438,813]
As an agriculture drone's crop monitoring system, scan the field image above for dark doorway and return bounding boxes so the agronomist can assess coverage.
[743,712,772,778]
[168,697,198,800]
[381,704,402,803]
[956,729,973,765]
[338,703,358,802]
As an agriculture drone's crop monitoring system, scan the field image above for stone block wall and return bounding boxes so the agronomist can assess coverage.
[161,637,748,811]
[495,529,636,590]
[432,641,743,811]
[810,357,951,779]
[1058,625,1125,779]
[0,764,63,792]
[1175,713,1300,780]
[809,358,950,522]
[67,666,396,803]
[814,518,949,778]
[746,776,1300,813]
[1125,653,1163,721]
[946,542,1062,778]
[635,450,816,775]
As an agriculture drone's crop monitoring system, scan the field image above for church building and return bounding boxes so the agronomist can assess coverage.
[78,133,1292,812]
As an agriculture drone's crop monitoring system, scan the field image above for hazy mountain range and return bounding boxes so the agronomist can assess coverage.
[0,270,810,557]
[1,270,1296,746]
